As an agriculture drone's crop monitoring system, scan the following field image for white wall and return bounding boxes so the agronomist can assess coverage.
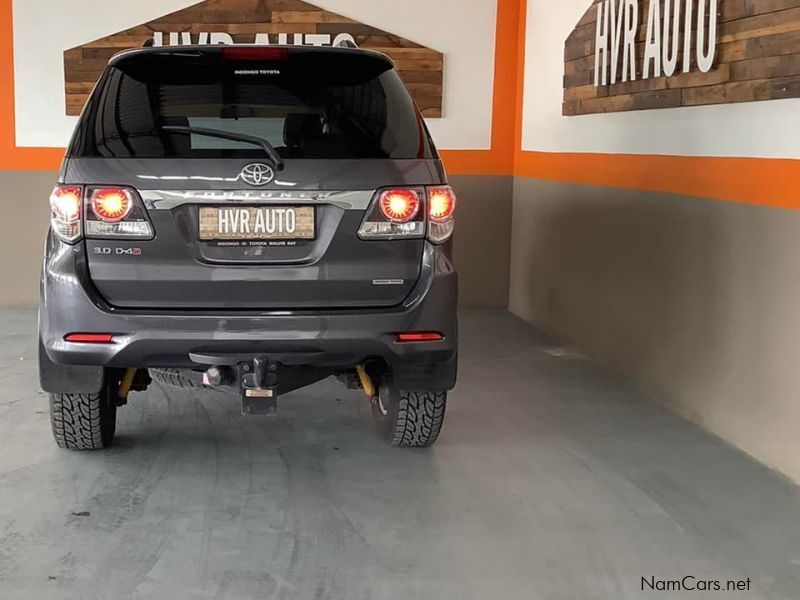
[13,0,498,150]
[521,0,800,158]
[513,1,800,482]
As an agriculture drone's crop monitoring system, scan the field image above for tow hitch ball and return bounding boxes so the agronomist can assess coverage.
[240,356,278,416]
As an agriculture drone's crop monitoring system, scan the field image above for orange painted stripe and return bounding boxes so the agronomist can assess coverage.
[0,0,11,158]
[0,0,64,170]
[489,0,522,170]
[439,150,505,176]
[441,0,522,175]
[515,151,800,209]
[513,0,527,158]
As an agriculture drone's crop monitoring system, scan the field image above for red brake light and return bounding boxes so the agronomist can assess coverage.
[379,189,420,223]
[396,332,444,343]
[222,47,290,61]
[428,186,456,222]
[64,333,115,344]
[50,186,82,222]
[91,188,132,223]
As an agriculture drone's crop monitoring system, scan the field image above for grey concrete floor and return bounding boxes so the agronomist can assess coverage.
[1,310,799,600]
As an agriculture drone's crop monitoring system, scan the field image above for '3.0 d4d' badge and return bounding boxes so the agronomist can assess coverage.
[239,163,275,187]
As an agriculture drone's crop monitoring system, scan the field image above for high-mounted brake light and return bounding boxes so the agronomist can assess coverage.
[380,189,420,223]
[222,47,290,61]
[49,185,84,244]
[92,188,132,223]
[396,332,444,343]
[64,333,115,344]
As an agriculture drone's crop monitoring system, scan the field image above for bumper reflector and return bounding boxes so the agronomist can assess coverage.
[395,332,444,343]
[64,333,115,344]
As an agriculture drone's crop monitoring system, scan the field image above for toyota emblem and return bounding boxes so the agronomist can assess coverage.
[239,163,275,187]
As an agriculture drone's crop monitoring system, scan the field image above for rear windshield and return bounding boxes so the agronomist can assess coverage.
[69,49,435,160]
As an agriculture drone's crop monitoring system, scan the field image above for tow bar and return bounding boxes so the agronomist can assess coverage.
[240,356,278,416]
[189,353,279,416]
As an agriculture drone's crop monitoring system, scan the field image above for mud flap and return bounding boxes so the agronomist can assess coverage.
[39,339,105,394]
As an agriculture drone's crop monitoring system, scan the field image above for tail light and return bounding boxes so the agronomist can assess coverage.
[92,188,132,222]
[380,189,420,223]
[358,188,425,240]
[49,185,153,242]
[86,187,153,239]
[358,186,457,243]
[426,186,457,244]
[49,185,83,243]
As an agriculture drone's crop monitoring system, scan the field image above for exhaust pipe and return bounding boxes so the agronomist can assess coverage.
[202,366,235,388]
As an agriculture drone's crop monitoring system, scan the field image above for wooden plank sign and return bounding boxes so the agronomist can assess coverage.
[564,0,800,116]
[64,0,444,117]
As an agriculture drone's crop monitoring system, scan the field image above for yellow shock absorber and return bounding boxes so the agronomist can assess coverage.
[356,364,376,399]
[118,368,138,400]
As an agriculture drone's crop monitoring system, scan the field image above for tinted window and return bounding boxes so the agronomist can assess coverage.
[69,49,435,160]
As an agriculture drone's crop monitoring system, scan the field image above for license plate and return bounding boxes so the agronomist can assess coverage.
[198,206,315,241]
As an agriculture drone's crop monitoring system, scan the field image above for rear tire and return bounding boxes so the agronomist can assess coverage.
[372,379,447,447]
[50,382,117,450]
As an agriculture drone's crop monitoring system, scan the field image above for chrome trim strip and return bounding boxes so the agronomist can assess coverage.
[140,190,375,210]
[373,279,405,286]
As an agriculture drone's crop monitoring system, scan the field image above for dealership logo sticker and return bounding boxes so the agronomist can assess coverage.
[64,0,444,118]
[239,164,275,187]
[563,0,800,116]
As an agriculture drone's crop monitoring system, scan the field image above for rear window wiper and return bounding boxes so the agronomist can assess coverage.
[160,125,285,171]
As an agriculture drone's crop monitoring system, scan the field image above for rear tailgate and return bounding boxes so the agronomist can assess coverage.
[67,158,443,309]
[66,47,444,310]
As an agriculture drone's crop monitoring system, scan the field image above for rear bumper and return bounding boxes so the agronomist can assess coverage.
[39,235,458,392]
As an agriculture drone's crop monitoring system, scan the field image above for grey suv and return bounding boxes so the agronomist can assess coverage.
[39,45,458,450]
